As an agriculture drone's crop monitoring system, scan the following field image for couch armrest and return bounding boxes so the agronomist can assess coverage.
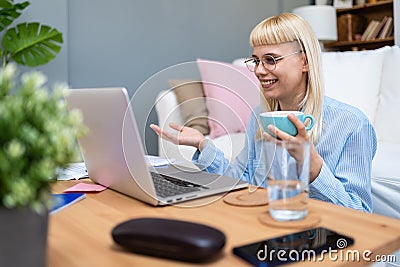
[155,90,184,128]
[155,90,184,159]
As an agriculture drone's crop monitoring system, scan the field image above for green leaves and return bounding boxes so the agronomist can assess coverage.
[0,64,85,211]
[0,0,29,32]
[0,1,63,67]
[2,22,63,66]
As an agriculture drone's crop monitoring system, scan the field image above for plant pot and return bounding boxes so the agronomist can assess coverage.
[0,207,48,267]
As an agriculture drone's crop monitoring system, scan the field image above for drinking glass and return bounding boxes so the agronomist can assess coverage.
[264,140,311,221]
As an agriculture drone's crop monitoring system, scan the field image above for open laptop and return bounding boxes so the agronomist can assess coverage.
[64,87,248,206]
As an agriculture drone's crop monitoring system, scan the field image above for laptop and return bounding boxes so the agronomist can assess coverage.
[64,87,248,206]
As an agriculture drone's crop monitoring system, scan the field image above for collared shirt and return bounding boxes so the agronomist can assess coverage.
[193,96,377,212]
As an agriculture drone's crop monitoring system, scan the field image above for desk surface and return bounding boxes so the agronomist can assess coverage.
[48,180,400,267]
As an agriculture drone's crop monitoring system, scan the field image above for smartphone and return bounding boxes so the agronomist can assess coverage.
[232,227,354,266]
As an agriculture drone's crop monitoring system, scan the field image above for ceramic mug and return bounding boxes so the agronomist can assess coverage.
[260,111,315,137]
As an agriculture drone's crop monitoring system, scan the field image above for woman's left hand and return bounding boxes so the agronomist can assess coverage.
[263,113,323,183]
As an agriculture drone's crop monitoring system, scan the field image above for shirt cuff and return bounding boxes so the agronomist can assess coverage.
[192,140,216,168]
[192,140,224,172]
[309,162,337,202]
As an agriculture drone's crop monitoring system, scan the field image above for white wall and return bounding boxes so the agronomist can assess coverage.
[281,0,310,12]
[14,0,68,86]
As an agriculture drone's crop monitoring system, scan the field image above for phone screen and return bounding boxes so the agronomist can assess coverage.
[232,227,354,266]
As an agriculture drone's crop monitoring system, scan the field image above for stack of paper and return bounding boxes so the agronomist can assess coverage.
[144,155,175,167]
[56,162,88,181]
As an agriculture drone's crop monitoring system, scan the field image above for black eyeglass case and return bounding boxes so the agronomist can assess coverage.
[111,217,226,262]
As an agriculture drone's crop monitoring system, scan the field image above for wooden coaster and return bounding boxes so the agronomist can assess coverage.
[223,188,268,207]
[258,211,321,229]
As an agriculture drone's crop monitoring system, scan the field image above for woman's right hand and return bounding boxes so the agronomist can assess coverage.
[150,122,207,150]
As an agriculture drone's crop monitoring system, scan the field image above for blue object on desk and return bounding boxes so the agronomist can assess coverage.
[50,193,86,215]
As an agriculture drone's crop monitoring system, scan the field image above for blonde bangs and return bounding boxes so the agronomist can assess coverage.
[250,14,300,47]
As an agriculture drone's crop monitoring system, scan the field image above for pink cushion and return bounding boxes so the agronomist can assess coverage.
[197,58,260,139]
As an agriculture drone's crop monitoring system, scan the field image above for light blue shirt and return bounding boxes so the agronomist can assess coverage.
[193,96,377,212]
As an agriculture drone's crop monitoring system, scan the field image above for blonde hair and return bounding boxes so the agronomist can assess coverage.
[250,13,324,144]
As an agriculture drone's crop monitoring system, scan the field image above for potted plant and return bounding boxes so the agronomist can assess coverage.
[0,1,82,267]
[0,65,85,266]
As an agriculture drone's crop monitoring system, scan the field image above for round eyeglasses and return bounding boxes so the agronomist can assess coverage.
[244,50,303,72]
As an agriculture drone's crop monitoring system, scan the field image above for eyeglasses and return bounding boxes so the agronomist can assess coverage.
[244,50,303,72]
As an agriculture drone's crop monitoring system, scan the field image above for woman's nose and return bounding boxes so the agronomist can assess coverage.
[255,63,269,75]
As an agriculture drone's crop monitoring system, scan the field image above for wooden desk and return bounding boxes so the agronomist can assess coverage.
[48,180,400,267]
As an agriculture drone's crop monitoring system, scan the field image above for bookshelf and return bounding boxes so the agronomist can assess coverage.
[324,0,395,51]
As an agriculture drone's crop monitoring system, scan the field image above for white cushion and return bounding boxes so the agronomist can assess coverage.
[374,45,400,143]
[321,46,390,123]
[372,142,400,182]
[213,133,245,161]
[372,178,400,219]
[371,141,400,219]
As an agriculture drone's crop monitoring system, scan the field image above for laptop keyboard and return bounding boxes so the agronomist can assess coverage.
[150,171,206,198]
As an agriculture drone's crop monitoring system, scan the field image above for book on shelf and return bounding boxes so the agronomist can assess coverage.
[361,20,380,41]
[337,13,364,41]
[369,16,388,40]
[378,16,393,39]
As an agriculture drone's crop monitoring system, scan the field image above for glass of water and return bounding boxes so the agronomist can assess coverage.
[264,140,311,221]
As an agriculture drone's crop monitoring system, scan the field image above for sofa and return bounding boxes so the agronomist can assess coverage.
[155,46,400,219]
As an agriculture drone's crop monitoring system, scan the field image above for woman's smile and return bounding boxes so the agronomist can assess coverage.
[260,78,278,89]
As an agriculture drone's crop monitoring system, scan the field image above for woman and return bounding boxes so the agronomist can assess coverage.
[150,13,376,212]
